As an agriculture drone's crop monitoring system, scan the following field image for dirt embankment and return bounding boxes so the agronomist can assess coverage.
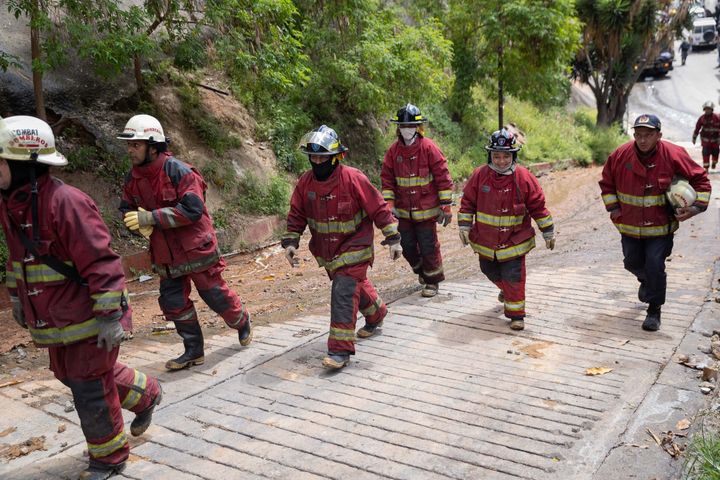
[0,165,607,383]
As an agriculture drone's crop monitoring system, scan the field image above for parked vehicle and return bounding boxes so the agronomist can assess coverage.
[689,16,718,49]
[635,49,675,79]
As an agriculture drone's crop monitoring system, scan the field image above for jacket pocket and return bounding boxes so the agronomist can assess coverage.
[657,175,671,191]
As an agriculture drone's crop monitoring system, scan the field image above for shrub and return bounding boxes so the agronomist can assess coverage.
[178,84,241,156]
[238,173,291,216]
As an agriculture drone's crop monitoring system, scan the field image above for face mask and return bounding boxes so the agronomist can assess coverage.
[399,127,416,143]
[310,157,337,181]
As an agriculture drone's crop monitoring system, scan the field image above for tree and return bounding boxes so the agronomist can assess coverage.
[445,0,580,126]
[573,0,691,127]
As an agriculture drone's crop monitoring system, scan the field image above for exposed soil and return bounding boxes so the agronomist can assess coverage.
[0,165,607,383]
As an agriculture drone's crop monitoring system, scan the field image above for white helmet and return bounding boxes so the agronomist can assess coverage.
[666,177,697,209]
[117,114,166,143]
[0,116,67,166]
[703,101,714,110]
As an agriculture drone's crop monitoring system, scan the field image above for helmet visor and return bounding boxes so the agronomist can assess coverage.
[299,130,342,155]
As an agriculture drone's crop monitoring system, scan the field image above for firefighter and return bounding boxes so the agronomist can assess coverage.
[117,114,252,371]
[0,116,162,480]
[600,114,711,331]
[381,104,454,298]
[457,129,555,331]
[692,101,720,171]
[281,125,401,370]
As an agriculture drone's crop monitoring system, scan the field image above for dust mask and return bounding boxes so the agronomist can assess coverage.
[399,127,416,144]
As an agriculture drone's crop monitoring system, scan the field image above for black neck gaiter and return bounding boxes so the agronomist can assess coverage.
[311,158,337,181]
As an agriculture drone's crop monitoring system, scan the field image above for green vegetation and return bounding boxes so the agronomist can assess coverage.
[178,83,241,156]
[237,173,292,217]
[685,428,720,479]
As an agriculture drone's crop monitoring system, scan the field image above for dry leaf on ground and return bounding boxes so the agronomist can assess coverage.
[676,419,691,430]
[585,367,613,376]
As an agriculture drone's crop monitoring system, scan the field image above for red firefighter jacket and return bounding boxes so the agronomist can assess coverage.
[282,164,399,273]
[693,113,720,146]
[381,136,454,221]
[458,165,553,261]
[120,152,219,278]
[1,175,130,348]
[599,140,710,238]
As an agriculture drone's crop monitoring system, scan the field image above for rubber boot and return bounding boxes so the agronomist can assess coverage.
[322,353,350,370]
[421,283,439,297]
[77,462,125,480]
[238,318,253,346]
[357,321,383,338]
[638,281,648,303]
[165,322,205,370]
[130,384,163,437]
[509,318,525,330]
[642,305,661,331]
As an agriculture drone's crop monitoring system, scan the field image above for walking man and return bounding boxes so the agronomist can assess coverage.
[692,101,720,172]
[0,116,162,479]
[600,114,710,331]
[282,125,401,370]
[118,114,252,370]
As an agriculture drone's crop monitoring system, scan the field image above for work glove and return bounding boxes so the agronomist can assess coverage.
[284,246,300,267]
[96,319,125,352]
[124,207,155,239]
[543,231,556,250]
[692,135,697,145]
[437,205,452,227]
[458,227,470,246]
[10,296,26,329]
[675,205,701,222]
[388,242,403,261]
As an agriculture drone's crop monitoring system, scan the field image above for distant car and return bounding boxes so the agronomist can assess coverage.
[635,50,675,79]
[689,17,717,49]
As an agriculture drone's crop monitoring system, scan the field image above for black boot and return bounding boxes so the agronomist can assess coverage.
[238,317,253,346]
[77,461,125,480]
[642,305,661,331]
[130,383,163,437]
[638,281,648,303]
[165,322,205,370]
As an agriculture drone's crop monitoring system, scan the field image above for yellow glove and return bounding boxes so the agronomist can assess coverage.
[124,207,154,238]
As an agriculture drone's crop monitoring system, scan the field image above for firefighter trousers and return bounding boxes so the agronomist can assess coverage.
[326,262,387,355]
[621,234,674,307]
[399,218,445,285]
[701,143,719,170]
[158,260,249,329]
[479,255,526,319]
[49,341,161,467]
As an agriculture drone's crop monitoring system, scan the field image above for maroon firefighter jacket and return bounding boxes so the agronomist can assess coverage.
[599,140,710,238]
[121,152,219,278]
[1,175,130,347]
[381,136,454,222]
[282,164,399,273]
[458,165,553,261]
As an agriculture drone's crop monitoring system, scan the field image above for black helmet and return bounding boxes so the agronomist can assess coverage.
[298,125,348,156]
[390,103,428,125]
[485,129,521,153]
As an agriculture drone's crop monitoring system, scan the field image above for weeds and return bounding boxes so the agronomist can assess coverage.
[178,83,241,156]
[685,420,720,480]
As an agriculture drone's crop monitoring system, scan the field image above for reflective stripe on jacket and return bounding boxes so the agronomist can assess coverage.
[458,165,553,261]
[694,113,720,145]
[282,164,398,273]
[381,137,454,221]
[599,140,711,239]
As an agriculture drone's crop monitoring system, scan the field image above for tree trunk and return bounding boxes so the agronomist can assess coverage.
[134,55,144,92]
[30,0,45,121]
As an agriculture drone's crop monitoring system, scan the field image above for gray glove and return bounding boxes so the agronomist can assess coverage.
[459,228,470,246]
[10,296,26,329]
[388,243,403,261]
[96,319,125,352]
[543,231,555,250]
[284,246,300,267]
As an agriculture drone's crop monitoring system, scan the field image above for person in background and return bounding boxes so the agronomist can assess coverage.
[381,103,454,298]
